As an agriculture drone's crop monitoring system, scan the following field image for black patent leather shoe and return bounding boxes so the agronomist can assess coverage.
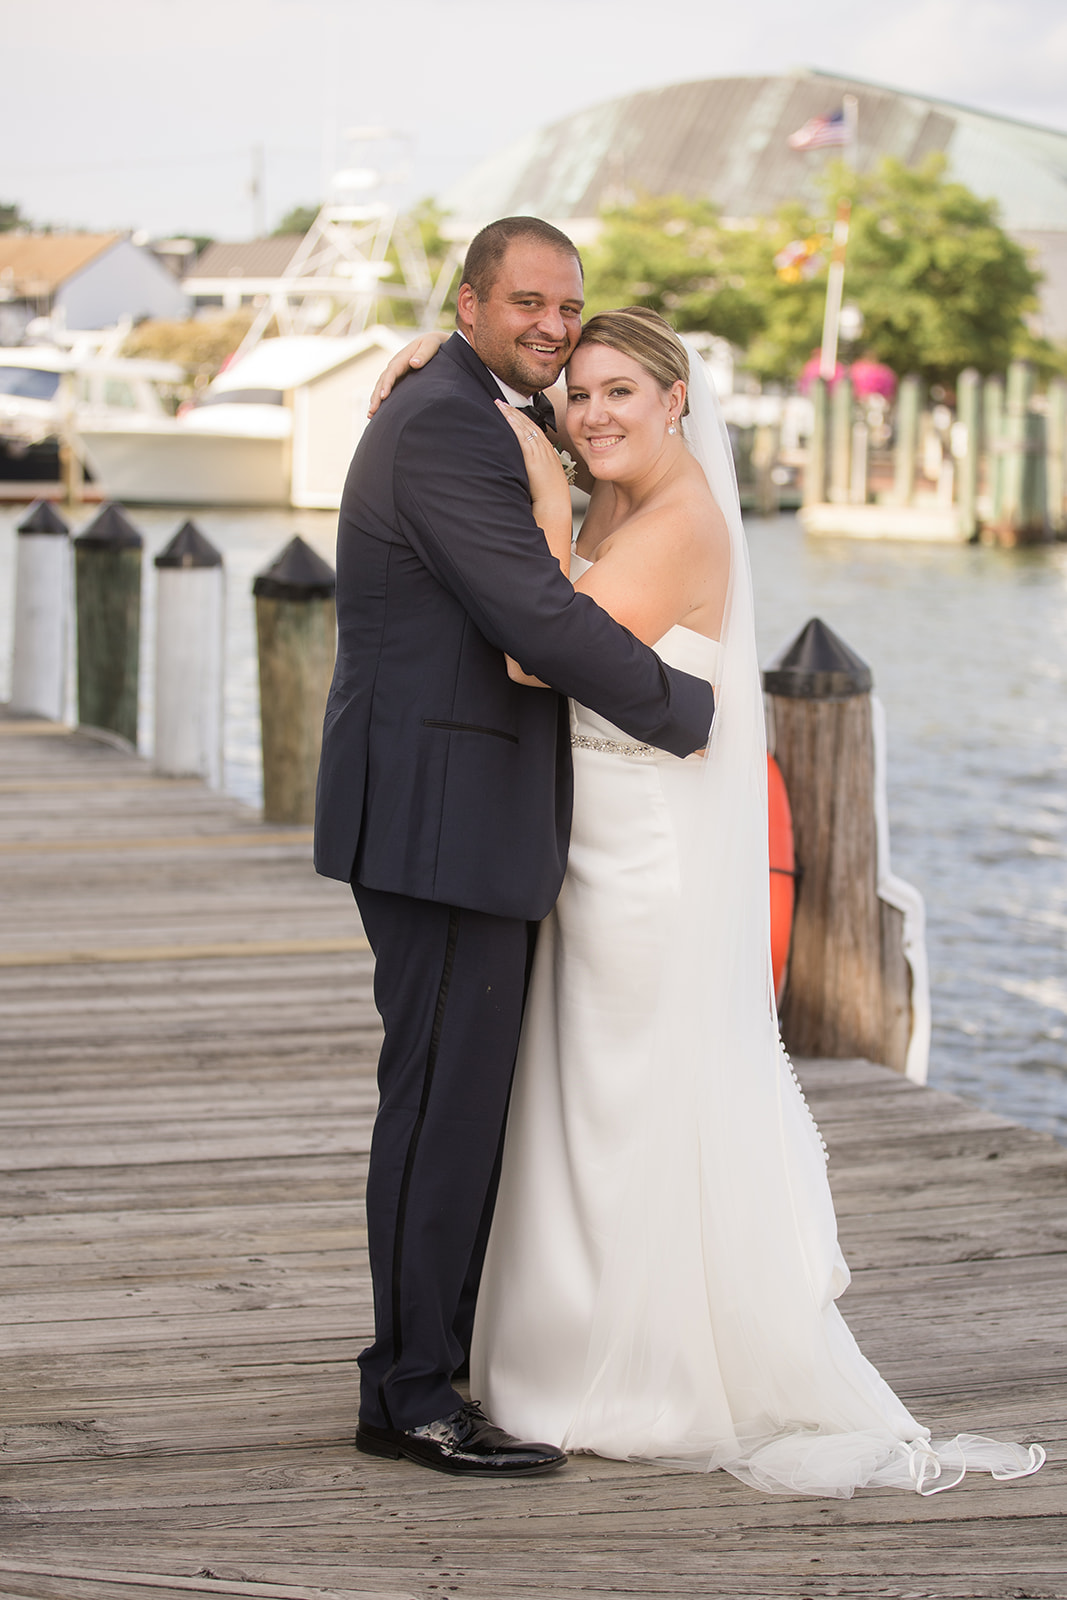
[355,1401,566,1476]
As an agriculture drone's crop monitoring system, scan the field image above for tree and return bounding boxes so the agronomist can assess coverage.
[582,158,1048,386]
[273,204,319,236]
[121,312,259,391]
[582,194,764,348]
[384,198,460,327]
[781,155,1043,386]
[0,200,29,233]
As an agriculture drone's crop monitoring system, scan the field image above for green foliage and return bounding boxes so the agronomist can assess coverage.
[824,155,1043,386]
[723,203,828,382]
[273,204,319,236]
[120,312,258,387]
[384,198,459,327]
[0,200,29,233]
[583,158,1047,386]
[409,197,452,267]
[582,195,763,347]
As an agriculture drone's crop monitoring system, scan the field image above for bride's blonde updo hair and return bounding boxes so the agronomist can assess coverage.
[574,306,690,416]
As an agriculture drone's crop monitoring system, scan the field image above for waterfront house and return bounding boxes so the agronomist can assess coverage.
[0,233,190,342]
[181,236,307,315]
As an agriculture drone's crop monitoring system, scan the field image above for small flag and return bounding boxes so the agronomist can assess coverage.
[773,238,825,282]
[788,108,850,151]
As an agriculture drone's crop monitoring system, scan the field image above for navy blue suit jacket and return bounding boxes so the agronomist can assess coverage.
[313,333,714,920]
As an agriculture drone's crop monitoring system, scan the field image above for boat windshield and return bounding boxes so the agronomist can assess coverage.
[0,367,62,401]
[196,388,284,408]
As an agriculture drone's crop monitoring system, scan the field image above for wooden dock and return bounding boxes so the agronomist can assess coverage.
[797,503,965,542]
[1,710,1064,1600]
[0,482,106,505]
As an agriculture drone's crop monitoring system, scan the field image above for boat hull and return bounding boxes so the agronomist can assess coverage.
[77,426,290,507]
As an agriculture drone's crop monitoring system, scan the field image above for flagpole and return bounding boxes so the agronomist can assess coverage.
[818,94,858,382]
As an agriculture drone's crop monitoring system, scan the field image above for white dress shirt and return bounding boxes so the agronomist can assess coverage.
[457,331,536,408]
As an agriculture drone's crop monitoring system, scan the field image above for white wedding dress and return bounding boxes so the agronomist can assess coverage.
[470,373,1045,1498]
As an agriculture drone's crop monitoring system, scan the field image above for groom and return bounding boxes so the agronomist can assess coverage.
[314,216,714,1476]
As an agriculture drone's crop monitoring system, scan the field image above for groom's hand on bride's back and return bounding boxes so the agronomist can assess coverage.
[367,331,450,415]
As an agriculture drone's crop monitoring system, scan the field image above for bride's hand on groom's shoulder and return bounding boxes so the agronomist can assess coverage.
[367,331,449,416]
[495,401,574,576]
[494,402,567,493]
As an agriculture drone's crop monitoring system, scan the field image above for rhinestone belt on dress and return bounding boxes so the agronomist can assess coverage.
[571,733,655,757]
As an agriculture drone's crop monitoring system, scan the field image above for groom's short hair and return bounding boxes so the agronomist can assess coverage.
[461,216,583,303]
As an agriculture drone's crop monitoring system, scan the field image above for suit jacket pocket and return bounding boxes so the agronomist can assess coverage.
[422,718,519,744]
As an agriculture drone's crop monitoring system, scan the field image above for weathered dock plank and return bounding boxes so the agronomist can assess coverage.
[0,711,1063,1600]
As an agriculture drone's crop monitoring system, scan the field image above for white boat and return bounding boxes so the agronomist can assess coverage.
[73,165,456,509]
[0,343,184,480]
[75,327,407,508]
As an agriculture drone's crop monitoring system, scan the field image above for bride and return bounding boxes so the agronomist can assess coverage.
[377,309,1044,1498]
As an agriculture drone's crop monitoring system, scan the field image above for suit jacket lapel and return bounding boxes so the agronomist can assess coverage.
[440,332,512,404]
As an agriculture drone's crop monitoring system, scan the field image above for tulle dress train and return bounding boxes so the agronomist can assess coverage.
[469,560,1044,1498]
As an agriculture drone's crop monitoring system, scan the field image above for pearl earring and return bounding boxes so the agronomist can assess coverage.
[667,417,677,436]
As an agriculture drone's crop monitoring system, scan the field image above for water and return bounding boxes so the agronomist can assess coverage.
[747,520,1067,1143]
[1,505,1065,1142]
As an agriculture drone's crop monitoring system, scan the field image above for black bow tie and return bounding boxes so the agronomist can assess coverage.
[517,392,556,434]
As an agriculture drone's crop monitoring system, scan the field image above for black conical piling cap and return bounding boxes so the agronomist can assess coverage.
[762,617,873,700]
[253,535,336,601]
[154,519,223,569]
[74,502,143,550]
[17,499,69,537]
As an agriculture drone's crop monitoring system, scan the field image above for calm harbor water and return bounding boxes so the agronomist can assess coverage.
[1,504,1065,1142]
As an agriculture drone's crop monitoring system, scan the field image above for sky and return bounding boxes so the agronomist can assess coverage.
[3,0,1067,241]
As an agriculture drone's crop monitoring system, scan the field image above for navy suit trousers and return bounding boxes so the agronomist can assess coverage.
[353,883,534,1430]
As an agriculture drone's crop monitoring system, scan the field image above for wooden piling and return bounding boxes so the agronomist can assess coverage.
[994,360,1049,545]
[751,422,778,516]
[57,370,84,509]
[891,375,921,506]
[1029,408,1050,536]
[1046,377,1066,538]
[828,375,853,504]
[10,500,71,722]
[803,377,828,507]
[253,536,336,825]
[763,618,917,1075]
[983,373,1005,526]
[998,359,1033,532]
[73,503,142,747]
[849,419,868,505]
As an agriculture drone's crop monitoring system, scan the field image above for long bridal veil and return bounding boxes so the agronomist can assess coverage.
[560,351,1044,1497]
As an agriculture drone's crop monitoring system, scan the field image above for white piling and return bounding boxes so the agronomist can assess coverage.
[153,521,225,785]
[10,500,71,721]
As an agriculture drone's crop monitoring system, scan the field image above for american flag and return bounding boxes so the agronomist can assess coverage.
[788,108,850,151]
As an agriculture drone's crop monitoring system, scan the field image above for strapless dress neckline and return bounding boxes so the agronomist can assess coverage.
[570,549,720,679]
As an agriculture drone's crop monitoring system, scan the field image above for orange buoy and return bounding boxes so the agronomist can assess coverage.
[767,753,796,1005]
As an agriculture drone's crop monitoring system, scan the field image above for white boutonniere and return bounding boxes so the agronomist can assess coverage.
[556,448,578,486]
